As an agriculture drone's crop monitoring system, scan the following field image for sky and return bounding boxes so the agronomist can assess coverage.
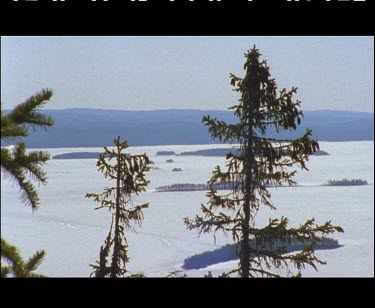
[1,36,374,113]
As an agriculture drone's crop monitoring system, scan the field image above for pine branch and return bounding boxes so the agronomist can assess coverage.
[1,110,28,141]
[1,238,46,277]
[1,238,24,271]
[1,266,12,278]
[9,88,54,131]
[24,250,46,273]
[1,144,49,210]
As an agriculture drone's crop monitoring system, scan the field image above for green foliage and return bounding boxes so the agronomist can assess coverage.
[1,238,46,278]
[1,89,54,141]
[184,45,343,277]
[1,89,54,278]
[86,136,150,277]
[1,143,50,210]
[1,88,54,211]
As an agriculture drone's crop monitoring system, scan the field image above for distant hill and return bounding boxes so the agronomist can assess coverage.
[1,109,373,148]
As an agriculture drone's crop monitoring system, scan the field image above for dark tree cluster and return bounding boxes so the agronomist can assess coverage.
[156,182,236,192]
[324,178,368,186]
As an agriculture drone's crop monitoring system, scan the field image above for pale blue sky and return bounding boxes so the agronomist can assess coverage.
[1,36,373,112]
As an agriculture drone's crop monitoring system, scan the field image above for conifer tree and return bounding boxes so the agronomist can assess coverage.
[86,137,150,277]
[184,46,343,277]
[1,89,54,277]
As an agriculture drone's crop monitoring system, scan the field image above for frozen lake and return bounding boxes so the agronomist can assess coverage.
[1,141,374,277]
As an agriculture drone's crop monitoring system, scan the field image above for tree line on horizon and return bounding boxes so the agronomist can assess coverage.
[1,45,343,278]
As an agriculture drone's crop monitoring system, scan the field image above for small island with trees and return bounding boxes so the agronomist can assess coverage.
[156,182,237,192]
[53,152,104,159]
[180,148,329,157]
[323,178,368,186]
[156,151,176,156]
[182,237,342,271]
[181,148,239,157]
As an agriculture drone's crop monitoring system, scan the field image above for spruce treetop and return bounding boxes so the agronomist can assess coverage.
[185,45,343,277]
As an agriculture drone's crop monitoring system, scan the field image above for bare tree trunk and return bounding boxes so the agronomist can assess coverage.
[241,113,253,278]
[110,152,122,277]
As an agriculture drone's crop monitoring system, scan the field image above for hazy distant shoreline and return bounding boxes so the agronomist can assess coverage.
[52,148,329,160]
[155,182,369,193]
[2,109,373,148]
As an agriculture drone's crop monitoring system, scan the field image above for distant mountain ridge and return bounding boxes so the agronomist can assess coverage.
[1,109,373,148]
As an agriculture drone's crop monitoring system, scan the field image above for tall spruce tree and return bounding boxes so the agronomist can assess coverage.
[1,89,54,277]
[184,46,343,277]
[86,137,150,277]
